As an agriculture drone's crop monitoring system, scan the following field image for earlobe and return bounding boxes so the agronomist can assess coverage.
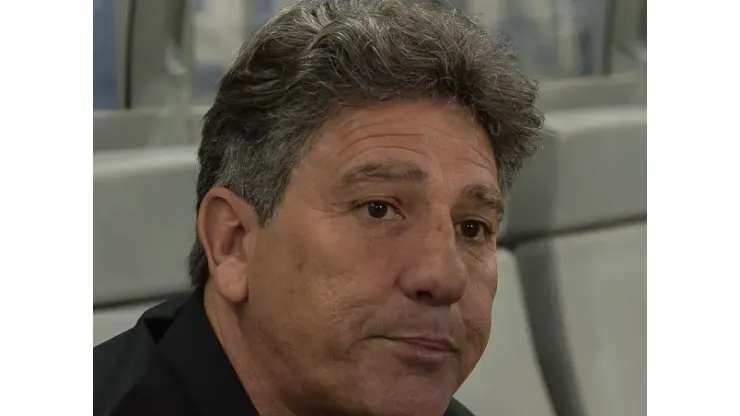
[197,187,258,304]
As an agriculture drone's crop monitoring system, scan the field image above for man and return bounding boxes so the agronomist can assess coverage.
[94,0,543,415]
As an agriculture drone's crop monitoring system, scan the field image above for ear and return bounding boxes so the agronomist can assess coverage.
[197,187,259,304]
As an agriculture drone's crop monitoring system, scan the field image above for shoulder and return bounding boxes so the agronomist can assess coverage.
[94,327,152,415]
[94,295,191,415]
[94,330,131,386]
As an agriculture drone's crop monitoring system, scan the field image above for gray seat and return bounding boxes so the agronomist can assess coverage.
[94,106,207,152]
[455,249,555,416]
[94,146,198,305]
[515,224,646,416]
[94,301,163,346]
[502,104,646,416]
[538,73,646,113]
[504,105,646,243]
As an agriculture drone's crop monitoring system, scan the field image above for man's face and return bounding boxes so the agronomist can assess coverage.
[244,100,501,415]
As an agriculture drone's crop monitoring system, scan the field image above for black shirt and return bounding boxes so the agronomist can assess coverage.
[93,290,476,416]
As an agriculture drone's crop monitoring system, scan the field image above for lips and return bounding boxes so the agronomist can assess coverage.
[377,335,459,366]
[382,335,459,353]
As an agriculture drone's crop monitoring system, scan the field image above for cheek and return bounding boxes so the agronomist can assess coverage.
[458,259,498,375]
[467,250,499,299]
[458,292,493,383]
[461,283,494,349]
[307,224,401,325]
[259,218,398,337]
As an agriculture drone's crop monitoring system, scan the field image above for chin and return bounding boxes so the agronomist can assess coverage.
[349,370,458,416]
[361,388,453,416]
[325,339,464,415]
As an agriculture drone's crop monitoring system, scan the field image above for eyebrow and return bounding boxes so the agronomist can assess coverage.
[338,160,428,188]
[337,160,503,219]
[459,184,505,222]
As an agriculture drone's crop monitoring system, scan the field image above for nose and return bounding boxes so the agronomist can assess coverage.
[398,213,468,306]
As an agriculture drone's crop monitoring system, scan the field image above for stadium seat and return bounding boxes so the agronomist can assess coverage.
[538,73,646,113]
[504,105,646,243]
[455,249,555,416]
[515,224,646,416]
[502,105,646,416]
[94,146,199,306]
[93,107,207,152]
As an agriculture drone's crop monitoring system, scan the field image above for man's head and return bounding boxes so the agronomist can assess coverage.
[191,1,543,415]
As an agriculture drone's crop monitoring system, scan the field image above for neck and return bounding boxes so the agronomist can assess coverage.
[203,282,301,416]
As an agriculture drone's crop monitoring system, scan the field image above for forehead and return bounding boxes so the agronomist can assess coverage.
[309,100,497,181]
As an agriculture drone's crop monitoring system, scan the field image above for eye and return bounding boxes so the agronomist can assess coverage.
[455,220,492,242]
[361,200,402,221]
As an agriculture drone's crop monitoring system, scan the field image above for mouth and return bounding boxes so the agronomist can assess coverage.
[378,335,459,365]
[383,336,458,353]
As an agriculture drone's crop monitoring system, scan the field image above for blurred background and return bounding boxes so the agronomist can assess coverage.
[93,0,646,415]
